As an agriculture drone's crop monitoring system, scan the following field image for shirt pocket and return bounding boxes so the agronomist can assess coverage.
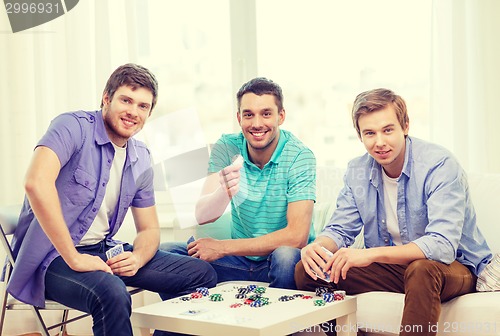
[66,168,97,206]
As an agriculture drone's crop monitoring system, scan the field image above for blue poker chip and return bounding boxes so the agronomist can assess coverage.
[322,293,335,303]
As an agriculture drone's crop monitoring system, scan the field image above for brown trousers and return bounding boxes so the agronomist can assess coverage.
[294,259,476,336]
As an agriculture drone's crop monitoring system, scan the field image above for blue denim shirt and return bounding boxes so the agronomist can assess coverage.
[319,136,492,276]
[7,110,155,307]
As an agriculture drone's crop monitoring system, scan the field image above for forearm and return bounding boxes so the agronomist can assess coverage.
[195,186,231,224]
[132,227,160,268]
[366,242,426,265]
[220,226,308,257]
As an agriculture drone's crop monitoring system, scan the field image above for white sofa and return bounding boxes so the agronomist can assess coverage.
[195,168,500,336]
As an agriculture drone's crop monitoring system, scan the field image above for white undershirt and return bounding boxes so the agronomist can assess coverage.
[382,169,402,246]
[78,143,127,246]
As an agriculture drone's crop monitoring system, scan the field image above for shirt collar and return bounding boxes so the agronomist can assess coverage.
[241,129,287,167]
[369,136,413,187]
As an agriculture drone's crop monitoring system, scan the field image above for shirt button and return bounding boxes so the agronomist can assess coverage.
[92,208,97,212]
[108,159,112,163]
[84,181,89,186]
[80,229,84,234]
[102,183,106,187]
[384,239,389,243]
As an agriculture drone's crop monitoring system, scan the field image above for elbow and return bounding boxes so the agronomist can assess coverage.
[24,174,44,198]
[194,207,218,225]
[290,233,309,249]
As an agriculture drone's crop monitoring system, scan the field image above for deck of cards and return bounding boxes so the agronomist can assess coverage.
[106,244,124,260]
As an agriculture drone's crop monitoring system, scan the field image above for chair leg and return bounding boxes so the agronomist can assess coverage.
[31,306,51,336]
[57,309,70,336]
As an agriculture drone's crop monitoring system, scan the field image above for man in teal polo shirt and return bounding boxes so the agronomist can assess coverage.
[161,77,316,289]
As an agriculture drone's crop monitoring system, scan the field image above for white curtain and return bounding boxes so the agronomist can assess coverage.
[431,0,500,173]
[0,1,141,207]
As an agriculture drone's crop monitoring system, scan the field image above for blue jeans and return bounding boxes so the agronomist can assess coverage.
[45,241,217,336]
[159,241,300,289]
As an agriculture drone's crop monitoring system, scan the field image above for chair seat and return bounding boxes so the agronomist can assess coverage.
[7,298,72,310]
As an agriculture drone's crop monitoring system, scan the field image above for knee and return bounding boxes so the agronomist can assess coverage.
[404,259,443,292]
[192,259,218,288]
[270,246,301,267]
[90,276,131,314]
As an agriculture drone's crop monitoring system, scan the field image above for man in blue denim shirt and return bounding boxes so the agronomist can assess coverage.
[7,64,216,336]
[295,88,492,336]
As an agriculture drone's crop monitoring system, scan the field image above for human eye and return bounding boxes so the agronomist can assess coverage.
[139,104,150,111]
[384,128,393,133]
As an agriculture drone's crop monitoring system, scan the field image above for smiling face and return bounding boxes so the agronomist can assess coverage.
[102,85,153,147]
[358,105,409,178]
[237,92,285,165]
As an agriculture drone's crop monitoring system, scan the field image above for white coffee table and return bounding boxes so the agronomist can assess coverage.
[131,282,357,335]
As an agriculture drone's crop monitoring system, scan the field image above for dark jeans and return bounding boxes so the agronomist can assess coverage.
[160,241,300,289]
[45,241,217,336]
[295,259,476,336]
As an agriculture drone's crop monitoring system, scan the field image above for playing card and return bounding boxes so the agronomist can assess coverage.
[106,244,124,260]
[187,235,195,244]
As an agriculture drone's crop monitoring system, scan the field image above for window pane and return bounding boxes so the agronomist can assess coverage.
[256,0,431,168]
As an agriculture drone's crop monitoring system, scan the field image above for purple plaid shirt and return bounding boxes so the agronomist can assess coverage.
[7,110,155,307]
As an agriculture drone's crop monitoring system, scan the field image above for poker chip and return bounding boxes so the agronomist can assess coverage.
[196,287,210,296]
[334,290,346,301]
[322,293,335,303]
[235,293,247,299]
[190,292,203,299]
[248,294,262,301]
[243,298,254,305]
[254,286,266,294]
[237,287,250,295]
[250,298,269,307]
[209,293,224,301]
[278,295,294,302]
[314,299,326,306]
[179,296,191,301]
[230,303,243,308]
[246,284,257,291]
[302,295,313,299]
[315,287,330,296]
[293,293,304,298]
[258,297,270,305]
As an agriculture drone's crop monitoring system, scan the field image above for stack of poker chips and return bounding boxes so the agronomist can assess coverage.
[209,293,223,301]
[315,287,331,296]
[333,290,346,301]
[322,293,335,303]
[196,287,210,296]
[313,299,326,306]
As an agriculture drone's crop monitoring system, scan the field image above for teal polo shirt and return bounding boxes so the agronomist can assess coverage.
[208,129,316,261]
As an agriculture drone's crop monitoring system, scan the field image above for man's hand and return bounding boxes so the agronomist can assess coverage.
[325,247,373,283]
[218,159,243,199]
[106,251,142,276]
[66,253,113,274]
[187,237,225,262]
[300,242,334,281]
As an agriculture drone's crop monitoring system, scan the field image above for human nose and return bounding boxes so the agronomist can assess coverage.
[375,133,385,147]
[251,115,264,128]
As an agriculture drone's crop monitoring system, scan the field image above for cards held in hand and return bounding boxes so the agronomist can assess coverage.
[106,244,124,260]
